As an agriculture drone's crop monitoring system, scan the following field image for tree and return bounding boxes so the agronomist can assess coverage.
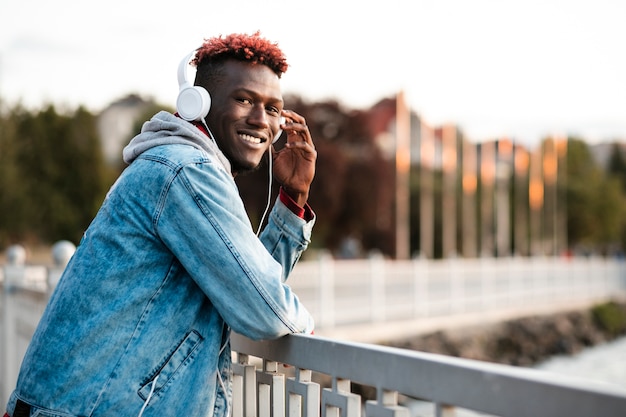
[607,142,626,192]
[566,138,625,254]
[0,103,28,244]
[0,104,113,247]
[606,142,626,251]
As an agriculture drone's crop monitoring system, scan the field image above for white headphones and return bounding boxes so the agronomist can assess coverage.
[176,50,284,143]
[176,51,211,122]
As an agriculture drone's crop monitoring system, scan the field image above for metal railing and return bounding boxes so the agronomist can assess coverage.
[2,244,626,415]
[230,332,626,417]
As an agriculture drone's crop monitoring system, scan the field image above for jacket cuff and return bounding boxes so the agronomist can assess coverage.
[279,187,314,222]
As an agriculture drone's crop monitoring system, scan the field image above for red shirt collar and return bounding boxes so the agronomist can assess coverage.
[174,112,210,138]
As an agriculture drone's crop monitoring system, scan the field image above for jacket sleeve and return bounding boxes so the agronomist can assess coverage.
[155,160,315,340]
[259,195,315,282]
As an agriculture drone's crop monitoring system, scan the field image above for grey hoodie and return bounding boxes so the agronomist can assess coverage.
[123,110,232,173]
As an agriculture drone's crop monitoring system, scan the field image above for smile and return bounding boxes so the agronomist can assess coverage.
[239,133,264,144]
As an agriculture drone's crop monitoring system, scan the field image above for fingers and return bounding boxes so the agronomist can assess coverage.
[281,109,306,126]
[281,109,314,149]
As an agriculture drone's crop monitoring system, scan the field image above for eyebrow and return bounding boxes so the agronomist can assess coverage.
[235,87,283,106]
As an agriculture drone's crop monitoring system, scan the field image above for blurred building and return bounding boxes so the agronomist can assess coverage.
[96,94,154,165]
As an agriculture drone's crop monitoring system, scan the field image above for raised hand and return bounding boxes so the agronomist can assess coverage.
[271,109,316,207]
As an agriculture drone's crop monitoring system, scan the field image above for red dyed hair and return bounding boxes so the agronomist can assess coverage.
[193,31,288,78]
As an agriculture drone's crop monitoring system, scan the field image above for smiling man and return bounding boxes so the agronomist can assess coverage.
[5,32,316,417]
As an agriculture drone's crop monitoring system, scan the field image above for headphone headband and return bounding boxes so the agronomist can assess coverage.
[177,51,195,90]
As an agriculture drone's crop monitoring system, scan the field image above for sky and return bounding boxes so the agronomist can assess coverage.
[1,0,624,146]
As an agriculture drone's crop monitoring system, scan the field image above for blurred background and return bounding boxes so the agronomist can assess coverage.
[1,0,625,259]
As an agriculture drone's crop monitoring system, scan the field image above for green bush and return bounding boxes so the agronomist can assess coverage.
[591,301,626,336]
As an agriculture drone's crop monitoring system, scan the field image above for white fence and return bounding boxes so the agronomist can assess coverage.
[2,245,626,412]
[0,243,72,409]
[288,253,626,338]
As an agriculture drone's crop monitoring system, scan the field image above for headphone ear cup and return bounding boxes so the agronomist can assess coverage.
[272,116,286,144]
[177,85,211,121]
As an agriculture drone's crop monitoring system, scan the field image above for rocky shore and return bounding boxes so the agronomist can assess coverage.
[381,299,626,367]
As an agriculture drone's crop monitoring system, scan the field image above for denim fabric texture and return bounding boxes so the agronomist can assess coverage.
[7,112,315,417]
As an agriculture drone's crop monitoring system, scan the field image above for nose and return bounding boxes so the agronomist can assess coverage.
[247,105,270,128]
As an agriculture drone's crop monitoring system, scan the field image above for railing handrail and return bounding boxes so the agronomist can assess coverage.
[231,332,626,417]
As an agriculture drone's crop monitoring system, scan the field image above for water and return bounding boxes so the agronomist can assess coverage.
[406,335,626,416]
[534,334,626,390]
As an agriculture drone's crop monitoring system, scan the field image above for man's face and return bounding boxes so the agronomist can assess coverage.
[205,59,284,174]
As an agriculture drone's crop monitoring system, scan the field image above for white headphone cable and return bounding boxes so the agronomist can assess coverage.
[200,118,217,142]
[257,146,273,236]
[199,117,272,237]
[137,374,159,417]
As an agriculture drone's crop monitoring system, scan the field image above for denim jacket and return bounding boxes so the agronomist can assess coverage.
[7,111,315,417]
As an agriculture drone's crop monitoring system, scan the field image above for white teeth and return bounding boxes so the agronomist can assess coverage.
[240,133,263,144]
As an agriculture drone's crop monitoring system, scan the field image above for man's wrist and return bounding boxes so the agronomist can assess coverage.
[279,187,314,221]
[281,187,308,208]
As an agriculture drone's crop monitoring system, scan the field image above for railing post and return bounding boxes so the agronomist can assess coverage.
[47,240,75,290]
[318,252,335,329]
[1,245,26,408]
[365,389,410,417]
[5,245,26,266]
[257,360,285,417]
[448,257,463,314]
[232,353,257,417]
[508,256,521,307]
[321,378,361,417]
[480,257,493,311]
[413,256,429,318]
[369,251,385,323]
[286,368,320,417]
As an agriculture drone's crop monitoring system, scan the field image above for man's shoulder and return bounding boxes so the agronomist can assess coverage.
[140,142,215,166]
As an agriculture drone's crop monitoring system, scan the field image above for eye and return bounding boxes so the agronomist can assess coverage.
[266,106,281,115]
[237,98,253,105]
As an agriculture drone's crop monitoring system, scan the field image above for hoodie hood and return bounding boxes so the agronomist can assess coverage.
[122,111,231,173]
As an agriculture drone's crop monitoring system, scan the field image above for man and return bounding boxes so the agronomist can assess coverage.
[5,32,316,417]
